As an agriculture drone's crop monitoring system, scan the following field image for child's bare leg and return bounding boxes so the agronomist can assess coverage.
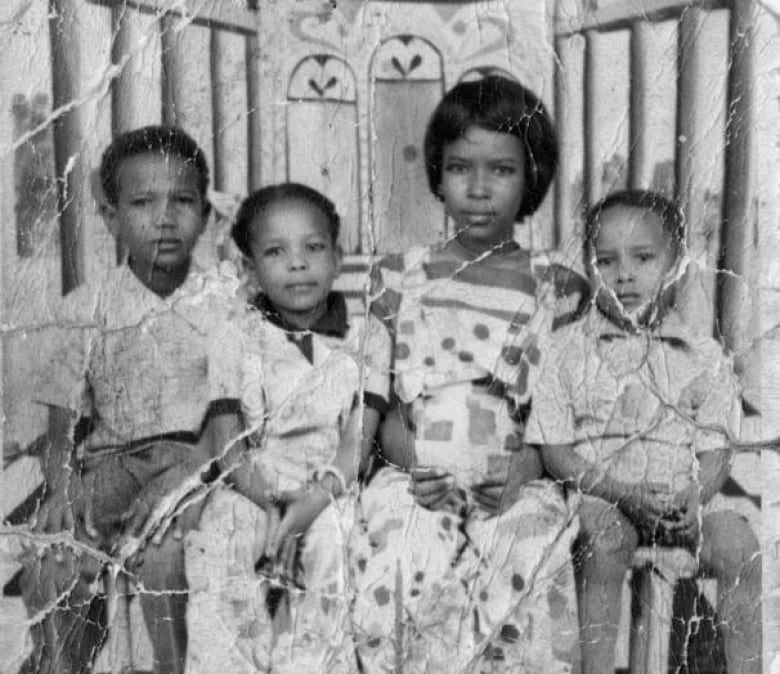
[575,497,638,674]
[20,546,107,674]
[699,511,761,674]
[138,533,188,674]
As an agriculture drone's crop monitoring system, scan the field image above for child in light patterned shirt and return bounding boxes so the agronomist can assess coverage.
[525,190,761,674]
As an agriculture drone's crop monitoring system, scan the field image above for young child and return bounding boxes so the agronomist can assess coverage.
[525,190,761,674]
[350,75,589,673]
[19,125,240,674]
[184,183,391,673]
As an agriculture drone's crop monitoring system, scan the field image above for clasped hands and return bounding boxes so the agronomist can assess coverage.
[408,466,515,515]
[622,482,702,546]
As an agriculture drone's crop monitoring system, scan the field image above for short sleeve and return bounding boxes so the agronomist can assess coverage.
[368,253,405,337]
[524,337,578,446]
[32,286,96,416]
[208,318,245,402]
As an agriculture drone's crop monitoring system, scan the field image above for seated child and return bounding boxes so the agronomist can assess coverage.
[350,76,589,674]
[20,125,241,674]
[184,183,391,674]
[525,190,761,674]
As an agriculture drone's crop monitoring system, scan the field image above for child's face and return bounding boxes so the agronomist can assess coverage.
[590,205,676,324]
[248,199,342,328]
[104,153,207,272]
[438,126,525,252]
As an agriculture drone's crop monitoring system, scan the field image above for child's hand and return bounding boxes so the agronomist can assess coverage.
[656,486,702,543]
[122,464,207,549]
[409,467,464,511]
[33,472,99,540]
[265,490,328,582]
[618,485,677,531]
[470,478,504,515]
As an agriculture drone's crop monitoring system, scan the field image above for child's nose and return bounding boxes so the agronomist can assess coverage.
[288,249,308,270]
[467,169,490,198]
[154,199,176,227]
[617,260,634,282]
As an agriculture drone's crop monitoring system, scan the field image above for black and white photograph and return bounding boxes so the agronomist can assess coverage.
[0,1,778,672]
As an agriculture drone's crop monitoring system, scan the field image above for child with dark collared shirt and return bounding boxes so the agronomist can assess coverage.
[185,183,391,673]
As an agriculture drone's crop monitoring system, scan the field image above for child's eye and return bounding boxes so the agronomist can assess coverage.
[493,165,516,176]
[263,247,283,257]
[174,194,196,205]
[444,162,468,174]
[596,257,613,267]
[306,242,327,253]
[130,197,152,207]
[636,252,656,263]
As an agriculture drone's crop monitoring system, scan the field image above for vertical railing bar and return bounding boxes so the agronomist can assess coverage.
[49,0,85,294]
[160,13,180,126]
[674,7,702,216]
[629,21,651,190]
[553,33,569,249]
[246,31,262,191]
[583,29,599,206]
[111,4,134,264]
[718,0,757,355]
[209,28,226,191]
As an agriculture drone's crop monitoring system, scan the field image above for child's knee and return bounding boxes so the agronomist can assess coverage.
[701,511,760,584]
[21,546,101,612]
[576,498,638,568]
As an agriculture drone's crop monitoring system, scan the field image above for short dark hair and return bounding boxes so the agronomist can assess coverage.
[100,125,210,207]
[423,75,558,220]
[583,190,686,266]
[231,182,341,259]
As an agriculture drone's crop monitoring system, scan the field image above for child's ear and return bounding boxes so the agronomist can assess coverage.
[333,244,344,275]
[91,167,119,236]
[241,255,262,296]
[101,203,120,238]
[200,199,212,232]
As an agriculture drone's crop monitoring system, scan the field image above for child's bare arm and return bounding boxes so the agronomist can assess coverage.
[34,406,94,536]
[695,447,732,504]
[471,445,543,514]
[205,410,273,509]
[377,403,416,471]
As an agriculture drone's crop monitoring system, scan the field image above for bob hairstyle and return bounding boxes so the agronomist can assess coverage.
[423,75,558,220]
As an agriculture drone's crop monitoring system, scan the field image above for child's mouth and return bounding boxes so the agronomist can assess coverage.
[464,213,493,227]
[155,239,181,252]
[618,293,641,308]
[286,282,317,293]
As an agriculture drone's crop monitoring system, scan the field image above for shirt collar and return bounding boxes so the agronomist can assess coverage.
[251,291,349,338]
[591,308,691,350]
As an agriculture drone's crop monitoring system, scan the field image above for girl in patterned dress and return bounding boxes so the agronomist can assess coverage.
[349,76,589,673]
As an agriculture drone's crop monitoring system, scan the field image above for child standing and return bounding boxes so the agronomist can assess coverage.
[350,76,589,673]
[184,183,391,673]
[20,126,241,674]
[525,190,761,674]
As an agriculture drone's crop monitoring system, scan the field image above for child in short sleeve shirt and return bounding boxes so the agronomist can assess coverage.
[20,126,240,674]
[525,191,761,674]
[185,184,391,674]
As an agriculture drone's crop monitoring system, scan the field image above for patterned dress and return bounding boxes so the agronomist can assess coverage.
[350,241,588,673]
